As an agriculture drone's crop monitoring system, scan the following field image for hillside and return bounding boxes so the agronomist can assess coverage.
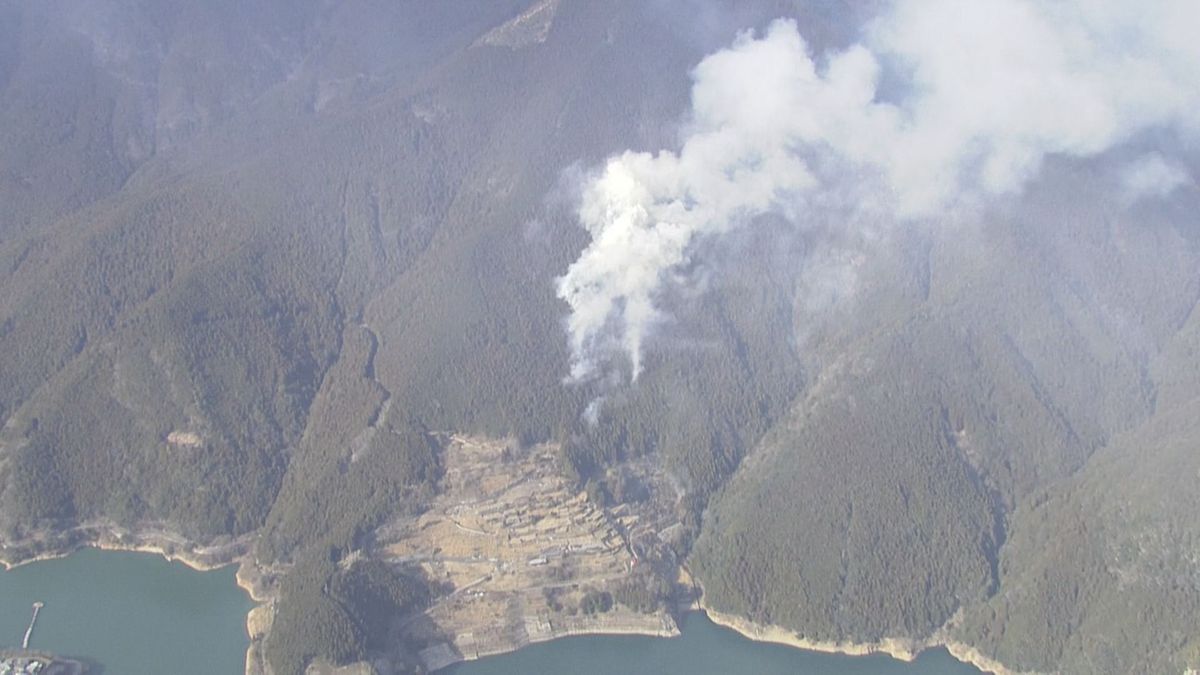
[0,2,1197,674]
[694,167,1200,673]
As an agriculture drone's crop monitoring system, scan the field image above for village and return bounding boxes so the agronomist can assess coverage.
[374,435,689,672]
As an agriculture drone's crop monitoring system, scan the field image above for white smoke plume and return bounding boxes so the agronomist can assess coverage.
[557,0,1200,384]
[1120,152,1193,204]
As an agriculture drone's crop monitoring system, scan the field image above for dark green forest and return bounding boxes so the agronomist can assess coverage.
[0,2,1197,674]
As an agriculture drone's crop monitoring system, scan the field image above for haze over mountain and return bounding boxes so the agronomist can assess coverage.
[0,2,1196,674]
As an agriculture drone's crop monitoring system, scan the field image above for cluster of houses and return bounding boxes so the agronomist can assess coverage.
[0,654,48,675]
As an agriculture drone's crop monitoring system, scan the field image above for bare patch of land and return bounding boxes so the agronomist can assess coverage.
[166,430,204,447]
[475,0,560,49]
[376,435,682,671]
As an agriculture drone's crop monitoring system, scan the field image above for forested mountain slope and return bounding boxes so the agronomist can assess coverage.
[0,2,1196,674]
[694,166,1200,673]
[0,2,840,670]
[950,286,1200,674]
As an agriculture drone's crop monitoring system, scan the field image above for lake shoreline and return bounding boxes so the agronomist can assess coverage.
[698,598,1024,675]
[2,525,1023,675]
[0,521,250,573]
[0,523,274,675]
[0,544,256,675]
[436,612,681,671]
[424,593,1020,675]
[0,526,687,675]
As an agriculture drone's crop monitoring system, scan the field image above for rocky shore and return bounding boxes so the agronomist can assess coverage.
[0,521,251,572]
[698,598,1030,675]
[1,522,1030,675]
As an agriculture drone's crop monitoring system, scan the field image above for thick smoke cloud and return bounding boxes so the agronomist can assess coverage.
[1120,152,1193,204]
[557,0,1200,384]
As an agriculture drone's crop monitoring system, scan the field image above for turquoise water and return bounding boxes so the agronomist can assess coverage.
[447,611,982,675]
[0,548,253,674]
[0,549,980,675]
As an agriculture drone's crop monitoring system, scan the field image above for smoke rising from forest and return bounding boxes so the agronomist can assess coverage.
[557,0,1200,384]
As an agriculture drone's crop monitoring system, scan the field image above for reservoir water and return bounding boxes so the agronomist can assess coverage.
[447,612,981,675]
[0,548,253,674]
[0,549,980,675]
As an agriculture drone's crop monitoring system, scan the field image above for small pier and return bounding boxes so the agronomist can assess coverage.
[21,601,43,649]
